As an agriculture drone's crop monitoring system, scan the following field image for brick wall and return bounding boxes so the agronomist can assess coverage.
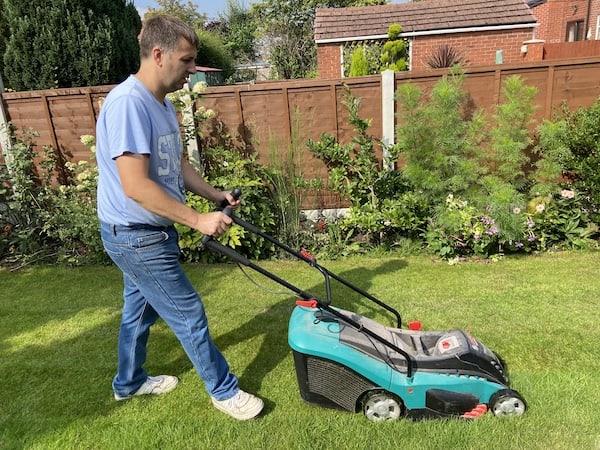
[317,43,342,79]
[318,29,536,76]
[532,0,592,43]
[411,29,535,71]
[531,1,551,41]
[590,1,600,39]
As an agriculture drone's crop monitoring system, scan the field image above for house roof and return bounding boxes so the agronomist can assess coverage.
[315,0,537,43]
[195,66,222,72]
[527,0,547,8]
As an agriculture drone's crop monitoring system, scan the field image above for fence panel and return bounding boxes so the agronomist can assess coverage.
[3,58,600,208]
[544,40,600,60]
[0,86,108,164]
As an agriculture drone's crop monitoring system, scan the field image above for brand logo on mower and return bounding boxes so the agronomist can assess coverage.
[437,336,460,353]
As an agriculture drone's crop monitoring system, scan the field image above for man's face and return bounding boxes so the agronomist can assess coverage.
[162,37,197,93]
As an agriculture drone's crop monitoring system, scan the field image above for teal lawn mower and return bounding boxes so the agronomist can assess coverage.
[202,191,527,422]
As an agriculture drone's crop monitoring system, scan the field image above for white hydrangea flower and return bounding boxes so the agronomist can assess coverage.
[192,81,208,94]
[80,135,96,147]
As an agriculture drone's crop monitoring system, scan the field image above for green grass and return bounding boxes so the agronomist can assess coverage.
[1,251,600,450]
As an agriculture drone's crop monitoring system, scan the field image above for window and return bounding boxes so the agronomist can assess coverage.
[566,20,585,42]
[596,16,600,40]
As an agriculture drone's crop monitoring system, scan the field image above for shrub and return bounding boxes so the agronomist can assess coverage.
[424,194,505,260]
[395,68,488,204]
[349,46,370,77]
[394,69,569,259]
[426,45,466,69]
[177,144,277,263]
[0,125,105,266]
[0,125,54,264]
[342,41,384,76]
[380,23,408,72]
[166,86,278,262]
[41,136,106,264]
[526,189,598,251]
[541,99,600,223]
[307,85,428,249]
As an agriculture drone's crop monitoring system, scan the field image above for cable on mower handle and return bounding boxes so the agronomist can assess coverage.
[198,188,414,375]
[202,188,402,327]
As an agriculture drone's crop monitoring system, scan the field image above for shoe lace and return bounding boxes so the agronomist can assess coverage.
[229,391,249,408]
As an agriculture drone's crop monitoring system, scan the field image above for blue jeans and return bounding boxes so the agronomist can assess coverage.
[100,222,239,401]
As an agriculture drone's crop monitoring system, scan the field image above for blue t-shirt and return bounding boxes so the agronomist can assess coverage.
[96,75,185,226]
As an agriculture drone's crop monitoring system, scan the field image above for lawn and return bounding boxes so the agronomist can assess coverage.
[1,251,599,449]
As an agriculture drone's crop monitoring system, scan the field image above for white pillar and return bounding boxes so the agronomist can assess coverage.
[181,84,200,170]
[0,73,11,160]
[381,69,395,170]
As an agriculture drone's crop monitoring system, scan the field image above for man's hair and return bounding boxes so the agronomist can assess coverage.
[138,15,199,59]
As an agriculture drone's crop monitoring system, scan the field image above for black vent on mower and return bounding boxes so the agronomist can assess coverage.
[292,351,377,412]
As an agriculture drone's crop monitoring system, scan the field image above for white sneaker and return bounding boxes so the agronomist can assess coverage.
[211,390,264,420]
[114,375,179,401]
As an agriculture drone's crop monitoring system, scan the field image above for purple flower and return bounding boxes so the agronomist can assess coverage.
[486,226,500,235]
[481,216,495,226]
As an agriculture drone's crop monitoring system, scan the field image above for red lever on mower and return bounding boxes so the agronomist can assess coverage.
[296,299,318,308]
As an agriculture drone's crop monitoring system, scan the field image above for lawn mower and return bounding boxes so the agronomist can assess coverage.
[202,190,527,422]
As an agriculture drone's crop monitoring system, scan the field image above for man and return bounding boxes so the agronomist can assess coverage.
[95,14,263,421]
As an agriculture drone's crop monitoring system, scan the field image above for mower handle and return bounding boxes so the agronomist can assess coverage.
[200,188,242,247]
[219,187,242,211]
[204,187,402,328]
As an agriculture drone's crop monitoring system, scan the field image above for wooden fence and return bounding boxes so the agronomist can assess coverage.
[2,57,600,208]
[543,40,600,60]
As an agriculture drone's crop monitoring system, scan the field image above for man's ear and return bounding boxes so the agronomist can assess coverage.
[152,46,164,67]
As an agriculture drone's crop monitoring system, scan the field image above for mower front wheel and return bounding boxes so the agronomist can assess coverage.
[489,389,527,417]
[361,390,404,422]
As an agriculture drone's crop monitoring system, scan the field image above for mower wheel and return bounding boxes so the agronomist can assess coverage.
[489,389,526,417]
[361,390,404,422]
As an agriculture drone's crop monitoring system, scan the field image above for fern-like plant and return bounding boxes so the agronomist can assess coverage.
[426,44,466,69]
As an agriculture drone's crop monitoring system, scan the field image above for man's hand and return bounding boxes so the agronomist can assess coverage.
[194,211,232,237]
[221,190,242,210]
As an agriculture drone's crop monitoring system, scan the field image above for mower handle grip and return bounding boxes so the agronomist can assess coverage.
[201,188,242,246]
[219,187,242,211]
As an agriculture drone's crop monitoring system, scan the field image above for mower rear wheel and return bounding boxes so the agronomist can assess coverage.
[361,390,404,422]
[489,389,526,417]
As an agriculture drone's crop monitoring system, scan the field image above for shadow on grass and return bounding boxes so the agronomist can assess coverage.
[0,266,126,447]
[0,258,407,446]
[208,258,408,414]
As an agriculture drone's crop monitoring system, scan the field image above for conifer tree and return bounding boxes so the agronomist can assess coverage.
[381,23,408,72]
[2,0,141,90]
[349,46,369,77]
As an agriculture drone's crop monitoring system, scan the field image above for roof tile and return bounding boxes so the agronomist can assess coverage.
[315,0,536,41]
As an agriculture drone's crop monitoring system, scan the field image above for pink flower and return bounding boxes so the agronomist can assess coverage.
[560,189,575,199]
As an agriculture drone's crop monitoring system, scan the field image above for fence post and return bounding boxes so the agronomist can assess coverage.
[181,84,201,170]
[0,73,11,159]
[381,69,395,170]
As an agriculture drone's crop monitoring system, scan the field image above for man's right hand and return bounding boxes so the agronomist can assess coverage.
[195,211,232,237]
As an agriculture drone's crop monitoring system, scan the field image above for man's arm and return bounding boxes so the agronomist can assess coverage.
[116,153,231,236]
[182,158,240,208]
